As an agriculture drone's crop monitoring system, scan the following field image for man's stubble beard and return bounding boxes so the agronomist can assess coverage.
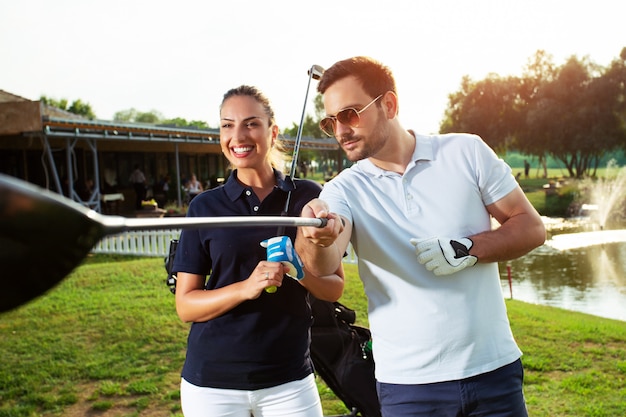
[341,119,390,162]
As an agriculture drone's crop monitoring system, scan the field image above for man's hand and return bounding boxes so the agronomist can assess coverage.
[410,237,478,276]
[295,198,347,283]
[299,198,344,248]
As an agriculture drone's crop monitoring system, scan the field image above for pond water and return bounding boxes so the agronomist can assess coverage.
[499,217,626,322]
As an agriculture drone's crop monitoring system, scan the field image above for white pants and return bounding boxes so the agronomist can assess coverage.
[180,374,323,417]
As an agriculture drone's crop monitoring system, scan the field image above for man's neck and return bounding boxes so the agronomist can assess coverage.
[368,129,416,174]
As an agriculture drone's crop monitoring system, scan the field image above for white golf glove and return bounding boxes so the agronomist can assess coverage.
[410,237,477,276]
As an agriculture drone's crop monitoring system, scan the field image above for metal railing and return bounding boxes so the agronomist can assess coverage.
[92,230,358,264]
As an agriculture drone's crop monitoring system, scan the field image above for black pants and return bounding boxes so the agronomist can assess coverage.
[133,183,145,210]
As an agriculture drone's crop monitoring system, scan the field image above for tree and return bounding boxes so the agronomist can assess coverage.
[40,95,96,119]
[113,109,210,129]
[67,99,96,120]
[440,74,521,153]
[513,50,558,160]
[520,53,625,177]
[112,108,139,122]
[113,108,163,124]
[134,111,162,124]
[160,117,209,129]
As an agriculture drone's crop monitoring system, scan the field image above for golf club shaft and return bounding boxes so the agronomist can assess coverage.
[290,66,317,179]
[115,215,327,231]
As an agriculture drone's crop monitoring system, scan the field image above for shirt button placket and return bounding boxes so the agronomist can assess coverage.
[245,189,260,213]
[403,177,413,211]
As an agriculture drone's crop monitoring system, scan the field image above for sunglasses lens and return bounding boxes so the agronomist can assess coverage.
[320,107,364,136]
[319,118,335,136]
[337,108,360,128]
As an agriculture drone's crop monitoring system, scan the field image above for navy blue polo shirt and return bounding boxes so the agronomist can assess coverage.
[172,169,322,390]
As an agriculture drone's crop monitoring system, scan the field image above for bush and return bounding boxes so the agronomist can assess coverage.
[543,189,576,217]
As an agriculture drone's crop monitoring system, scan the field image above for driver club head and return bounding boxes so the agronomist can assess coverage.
[0,175,106,313]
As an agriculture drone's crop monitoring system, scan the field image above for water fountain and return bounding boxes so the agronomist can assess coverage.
[587,159,626,230]
[545,160,626,251]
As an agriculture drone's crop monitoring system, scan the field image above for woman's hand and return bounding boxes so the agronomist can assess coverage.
[244,261,289,299]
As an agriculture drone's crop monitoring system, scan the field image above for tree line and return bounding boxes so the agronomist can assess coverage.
[39,97,209,130]
[440,48,626,178]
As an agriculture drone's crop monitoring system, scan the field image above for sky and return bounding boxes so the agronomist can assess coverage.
[1,0,624,135]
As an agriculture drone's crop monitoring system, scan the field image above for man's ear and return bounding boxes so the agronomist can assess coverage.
[382,91,399,118]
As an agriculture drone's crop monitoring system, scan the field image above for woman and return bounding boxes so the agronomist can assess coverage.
[172,85,344,417]
[187,173,203,201]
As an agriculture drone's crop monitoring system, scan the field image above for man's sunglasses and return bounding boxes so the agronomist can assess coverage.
[319,94,383,137]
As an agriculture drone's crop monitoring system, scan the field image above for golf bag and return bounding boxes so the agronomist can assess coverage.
[310,297,381,417]
[164,239,178,294]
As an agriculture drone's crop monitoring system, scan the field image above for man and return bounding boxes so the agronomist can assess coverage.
[129,164,146,210]
[296,56,546,417]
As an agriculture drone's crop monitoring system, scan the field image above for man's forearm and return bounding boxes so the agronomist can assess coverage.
[475,187,547,263]
[296,237,344,277]
[470,213,546,263]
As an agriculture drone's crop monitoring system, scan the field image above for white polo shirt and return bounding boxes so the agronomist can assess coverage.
[321,132,522,384]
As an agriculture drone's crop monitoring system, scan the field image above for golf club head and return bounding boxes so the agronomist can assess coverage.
[308,64,325,80]
[0,174,107,313]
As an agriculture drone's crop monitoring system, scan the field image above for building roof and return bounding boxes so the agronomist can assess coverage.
[0,89,29,103]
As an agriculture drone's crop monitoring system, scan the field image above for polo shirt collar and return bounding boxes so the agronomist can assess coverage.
[411,133,434,163]
[224,169,290,201]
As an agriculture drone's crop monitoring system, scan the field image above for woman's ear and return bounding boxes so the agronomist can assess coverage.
[271,124,279,145]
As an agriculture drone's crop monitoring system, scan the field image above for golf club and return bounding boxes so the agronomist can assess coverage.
[261,64,324,293]
[0,174,326,312]
[279,64,324,232]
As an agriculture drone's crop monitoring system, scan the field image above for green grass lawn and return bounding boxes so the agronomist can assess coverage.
[1,255,625,416]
